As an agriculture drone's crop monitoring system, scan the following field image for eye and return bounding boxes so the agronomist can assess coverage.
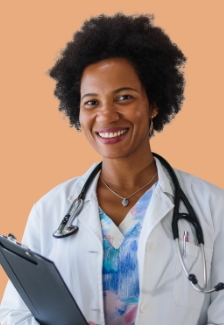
[116,94,132,102]
[84,99,98,107]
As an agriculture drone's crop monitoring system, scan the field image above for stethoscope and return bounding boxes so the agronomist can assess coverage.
[53,153,224,294]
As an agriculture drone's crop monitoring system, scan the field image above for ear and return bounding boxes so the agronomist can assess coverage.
[151,104,158,119]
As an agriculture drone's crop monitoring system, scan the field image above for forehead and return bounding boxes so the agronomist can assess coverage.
[80,58,142,94]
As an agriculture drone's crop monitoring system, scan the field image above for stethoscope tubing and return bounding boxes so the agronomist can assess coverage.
[175,239,212,293]
[53,153,224,293]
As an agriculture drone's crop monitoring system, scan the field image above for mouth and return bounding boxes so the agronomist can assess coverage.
[97,128,128,138]
[95,128,129,144]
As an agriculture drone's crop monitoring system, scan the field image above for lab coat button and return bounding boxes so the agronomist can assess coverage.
[146,242,154,251]
[140,303,149,313]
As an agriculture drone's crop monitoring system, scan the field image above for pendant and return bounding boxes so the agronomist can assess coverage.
[122,198,129,207]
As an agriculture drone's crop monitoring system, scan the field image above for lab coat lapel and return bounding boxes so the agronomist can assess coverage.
[141,156,175,233]
[138,158,175,285]
[140,187,174,238]
[78,196,103,242]
[68,163,103,243]
[67,159,176,283]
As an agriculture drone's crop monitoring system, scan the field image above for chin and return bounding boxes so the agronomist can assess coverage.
[98,149,131,160]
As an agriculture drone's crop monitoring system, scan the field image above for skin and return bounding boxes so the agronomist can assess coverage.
[80,57,158,226]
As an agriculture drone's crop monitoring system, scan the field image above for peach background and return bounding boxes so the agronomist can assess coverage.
[0,0,223,303]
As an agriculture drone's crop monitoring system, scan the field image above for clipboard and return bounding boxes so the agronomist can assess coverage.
[0,234,88,325]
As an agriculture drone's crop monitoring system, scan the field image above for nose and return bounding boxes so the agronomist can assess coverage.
[96,102,120,124]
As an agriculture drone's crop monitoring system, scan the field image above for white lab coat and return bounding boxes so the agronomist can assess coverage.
[0,157,224,325]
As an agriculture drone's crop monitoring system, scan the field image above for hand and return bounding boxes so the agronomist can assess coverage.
[89,322,98,325]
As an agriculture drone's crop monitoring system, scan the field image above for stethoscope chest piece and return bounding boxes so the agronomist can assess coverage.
[53,198,83,238]
[53,225,79,238]
[52,155,224,294]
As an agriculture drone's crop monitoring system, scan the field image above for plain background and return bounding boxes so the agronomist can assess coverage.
[0,0,223,302]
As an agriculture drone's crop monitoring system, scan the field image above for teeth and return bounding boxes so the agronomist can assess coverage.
[99,129,127,138]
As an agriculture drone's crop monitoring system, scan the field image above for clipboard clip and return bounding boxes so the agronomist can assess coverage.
[7,233,17,243]
[6,233,29,250]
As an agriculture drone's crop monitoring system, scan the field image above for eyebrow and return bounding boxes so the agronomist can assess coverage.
[81,87,138,100]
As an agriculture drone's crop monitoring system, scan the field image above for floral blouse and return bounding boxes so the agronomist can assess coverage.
[99,182,157,325]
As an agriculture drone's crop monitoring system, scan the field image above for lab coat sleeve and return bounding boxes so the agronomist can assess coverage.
[205,197,224,325]
[0,204,41,325]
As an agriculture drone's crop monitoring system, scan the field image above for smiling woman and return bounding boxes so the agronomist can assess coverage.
[80,58,157,158]
[0,12,224,325]
[79,58,159,225]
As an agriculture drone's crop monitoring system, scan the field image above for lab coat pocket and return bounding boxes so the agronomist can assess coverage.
[172,240,213,310]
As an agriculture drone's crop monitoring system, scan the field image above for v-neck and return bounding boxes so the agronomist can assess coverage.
[99,182,157,249]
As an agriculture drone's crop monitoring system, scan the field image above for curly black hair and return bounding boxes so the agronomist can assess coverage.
[48,13,187,134]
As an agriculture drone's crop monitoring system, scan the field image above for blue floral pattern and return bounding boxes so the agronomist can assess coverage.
[99,182,157,325]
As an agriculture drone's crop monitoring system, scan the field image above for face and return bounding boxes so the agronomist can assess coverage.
[80,58,157,160]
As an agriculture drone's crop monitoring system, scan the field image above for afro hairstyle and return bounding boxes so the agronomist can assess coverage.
[48,13,187,135]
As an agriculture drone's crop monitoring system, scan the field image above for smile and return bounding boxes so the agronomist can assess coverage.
[98,129,128,138]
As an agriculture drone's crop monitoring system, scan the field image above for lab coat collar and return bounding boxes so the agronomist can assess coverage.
[67,156,176,203]
[66,157,176,248]
[154,157,174,196]
[67,163,101,203]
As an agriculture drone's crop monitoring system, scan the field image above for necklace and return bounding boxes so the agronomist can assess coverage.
[100,171,158,207]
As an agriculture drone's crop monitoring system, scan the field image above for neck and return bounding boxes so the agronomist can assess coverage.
[100,145,157,190]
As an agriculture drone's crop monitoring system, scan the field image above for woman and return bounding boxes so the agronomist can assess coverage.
[0,13,224,325]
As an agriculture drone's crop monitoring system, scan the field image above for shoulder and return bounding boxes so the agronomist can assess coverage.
[174,168,224,205]
[35,163,100,207]
[172,168,224,240]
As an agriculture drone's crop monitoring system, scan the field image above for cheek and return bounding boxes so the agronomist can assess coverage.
[79,111,97,145]
[131,106,150,126]
[79,110,91,130]
[79,109,84,127]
